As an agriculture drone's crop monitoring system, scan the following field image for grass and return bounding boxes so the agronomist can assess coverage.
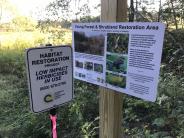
[0,31,45,49]
[0,29,72,50]
[0,29,72,75]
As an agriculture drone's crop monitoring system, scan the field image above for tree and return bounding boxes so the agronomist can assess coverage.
[45,0,100,22]
[128,0,159,22]
[11,16,37,31]
[129,0,135,22]
[46,0,71,21]
[0,0,18,23]
[162,0,184,29]
[170,0,178,29]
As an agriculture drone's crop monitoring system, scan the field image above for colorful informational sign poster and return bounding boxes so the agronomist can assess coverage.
[26,46,73,113]
[72,22,165,102]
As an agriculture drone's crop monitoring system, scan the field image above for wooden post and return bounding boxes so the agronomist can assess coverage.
[100,0,127,138]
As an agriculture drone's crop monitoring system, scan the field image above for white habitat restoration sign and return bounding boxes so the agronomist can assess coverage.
[26,46,73,113]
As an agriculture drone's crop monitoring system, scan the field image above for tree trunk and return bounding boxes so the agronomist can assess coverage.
[129,0,135,22]
[171,0,178,29]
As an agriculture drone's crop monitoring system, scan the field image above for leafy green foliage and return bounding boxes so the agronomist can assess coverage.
[81,117,99,137]
[162,29,184,76]
[11,16,37,31]
[122,74,184,137]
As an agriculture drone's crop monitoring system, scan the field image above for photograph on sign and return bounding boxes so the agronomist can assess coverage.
[25,46,73,113]
[72,22,165,102]
[73,31,106,85]
[74,31,105,56]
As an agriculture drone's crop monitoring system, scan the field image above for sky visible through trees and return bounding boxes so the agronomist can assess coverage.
[1,0,101,22]
[1,0,167,22]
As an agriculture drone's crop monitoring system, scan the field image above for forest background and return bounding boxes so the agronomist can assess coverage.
[0,0,184,137]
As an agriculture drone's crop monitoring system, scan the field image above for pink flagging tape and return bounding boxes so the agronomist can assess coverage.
[50,115,57,138]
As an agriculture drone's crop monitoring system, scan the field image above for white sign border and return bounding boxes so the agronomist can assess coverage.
[26,45,74,113]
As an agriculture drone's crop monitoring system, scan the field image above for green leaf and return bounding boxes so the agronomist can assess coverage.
[152,118,166,127]
[151,131,169,138]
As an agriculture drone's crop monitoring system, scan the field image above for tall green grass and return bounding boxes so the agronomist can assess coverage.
[0,30,72,50]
